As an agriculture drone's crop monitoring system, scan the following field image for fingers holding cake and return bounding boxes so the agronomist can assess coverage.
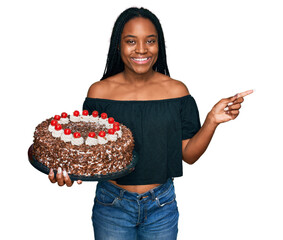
[62,169,74,187]
[56,167,65,186]
[48,168,74,187]
[48,168,57,184]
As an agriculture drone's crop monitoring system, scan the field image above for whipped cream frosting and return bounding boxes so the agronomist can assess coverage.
[59,118,69,124]
[61,133,72,142]
[48,124,55,132]
[89,116,99,123]
[70,115,80,122]
[81,115,90,122]
[85,137,98,146]
[107,134,118,142]
[98,136,108,144]
[52,129,63,138]
[116,129,122,138]
[106,123,113,129]
[99,118,108,125]
[71,137,84,146]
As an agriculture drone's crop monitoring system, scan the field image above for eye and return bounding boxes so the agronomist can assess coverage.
[147,39,156,44]
[126,40,136,45]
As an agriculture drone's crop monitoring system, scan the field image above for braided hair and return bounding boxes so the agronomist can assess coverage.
[101,7,170,80]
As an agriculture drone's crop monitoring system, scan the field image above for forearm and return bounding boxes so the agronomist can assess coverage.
[183,112,219,164]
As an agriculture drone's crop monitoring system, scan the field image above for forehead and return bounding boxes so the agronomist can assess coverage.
[122,17,157,37]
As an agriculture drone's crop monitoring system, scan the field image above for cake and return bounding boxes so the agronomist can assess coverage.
[32,110,135,176]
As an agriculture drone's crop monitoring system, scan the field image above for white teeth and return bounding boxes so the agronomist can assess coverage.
[132,58,149,61]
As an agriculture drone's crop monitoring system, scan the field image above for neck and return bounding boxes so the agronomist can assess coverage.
[122,69,156,85]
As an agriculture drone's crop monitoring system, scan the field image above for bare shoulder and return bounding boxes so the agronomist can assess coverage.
[87,76,118,98]
[87,81,106,98]
[165,77,190,98]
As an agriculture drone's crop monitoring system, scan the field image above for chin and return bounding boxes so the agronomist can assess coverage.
[132,66,153,75]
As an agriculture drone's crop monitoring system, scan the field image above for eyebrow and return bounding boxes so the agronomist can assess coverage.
[123,34,157,39]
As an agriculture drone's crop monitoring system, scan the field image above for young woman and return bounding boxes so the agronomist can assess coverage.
[49,7,253,240]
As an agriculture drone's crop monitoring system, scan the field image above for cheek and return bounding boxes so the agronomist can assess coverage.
[151,46,159,62]
[120,46,134,62]
[151,44,159,55]
[121,45,133,55]
[119,49,127,62]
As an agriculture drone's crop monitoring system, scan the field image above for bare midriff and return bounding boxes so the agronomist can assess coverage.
[108,180,161,194]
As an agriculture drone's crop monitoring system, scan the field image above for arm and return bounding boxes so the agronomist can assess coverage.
[182,90,253,164]
[182,113,218,164]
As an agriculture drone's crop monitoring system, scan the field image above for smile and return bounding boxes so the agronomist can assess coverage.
[131,57,151,64]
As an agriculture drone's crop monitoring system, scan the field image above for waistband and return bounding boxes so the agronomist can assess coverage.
[97,178,174,202]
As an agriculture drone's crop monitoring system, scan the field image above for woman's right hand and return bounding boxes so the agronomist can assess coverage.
[48,168,82,187]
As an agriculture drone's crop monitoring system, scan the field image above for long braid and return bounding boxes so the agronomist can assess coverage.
[101,7,170,80]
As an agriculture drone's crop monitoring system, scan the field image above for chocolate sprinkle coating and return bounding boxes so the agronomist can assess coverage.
[33,118,135,176]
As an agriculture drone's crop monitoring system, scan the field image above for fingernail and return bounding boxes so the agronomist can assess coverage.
[224,107,229,111]
[58,167,62,174]
[63,169,67,177]
[228,102,233,106]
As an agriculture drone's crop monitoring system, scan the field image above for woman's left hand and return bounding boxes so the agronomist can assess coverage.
[208,89,253,125]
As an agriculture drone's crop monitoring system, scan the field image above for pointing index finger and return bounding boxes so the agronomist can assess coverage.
[236,89,254,98]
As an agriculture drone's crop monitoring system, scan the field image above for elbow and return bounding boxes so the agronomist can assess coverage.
[188,160,196,165]
[183,156,199,165]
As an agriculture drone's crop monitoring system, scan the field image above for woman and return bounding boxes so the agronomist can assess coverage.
[49,7,253,239]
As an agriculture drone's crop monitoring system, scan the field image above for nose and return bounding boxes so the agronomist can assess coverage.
[135,41,147,54]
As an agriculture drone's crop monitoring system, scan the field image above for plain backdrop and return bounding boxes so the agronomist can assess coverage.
[1,0,282,239]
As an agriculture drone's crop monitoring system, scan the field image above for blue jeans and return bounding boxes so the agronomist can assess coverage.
[92,178,179,240]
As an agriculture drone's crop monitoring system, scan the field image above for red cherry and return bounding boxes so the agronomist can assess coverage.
[113,125,120,131]
[108,117,114,124]
[73,132,81,138]
[55,124,62,131]
[64,128,71,135]
[108,129,115,135]
[73,110,80,117]
[54,115,61,121]
[51,120,58,126]
[82,110,89,116]
[113,122,120,127]
[92,111,98,117]
[98,131,106,137]
[88,132,96,138]
[101,113,107,119]
[61,112,68,118]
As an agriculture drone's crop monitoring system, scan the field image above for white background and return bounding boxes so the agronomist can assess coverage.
[1,0,282,239]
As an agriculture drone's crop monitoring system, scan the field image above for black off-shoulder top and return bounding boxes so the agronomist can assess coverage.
[82,95,201,185]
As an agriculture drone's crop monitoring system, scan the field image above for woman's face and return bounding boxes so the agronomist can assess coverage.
[120,17,159,75]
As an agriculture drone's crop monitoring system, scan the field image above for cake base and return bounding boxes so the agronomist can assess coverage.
[28,144,138,181]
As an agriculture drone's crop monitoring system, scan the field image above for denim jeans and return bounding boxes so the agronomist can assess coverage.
[92,178,179,240]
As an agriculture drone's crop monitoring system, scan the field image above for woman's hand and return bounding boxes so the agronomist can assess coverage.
[208,90,253,125]
[48,168,82,187]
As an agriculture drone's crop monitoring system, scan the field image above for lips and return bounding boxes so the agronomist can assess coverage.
[131,57,151,64]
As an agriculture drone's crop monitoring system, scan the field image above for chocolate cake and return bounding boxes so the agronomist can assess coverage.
[33,110,135,176]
